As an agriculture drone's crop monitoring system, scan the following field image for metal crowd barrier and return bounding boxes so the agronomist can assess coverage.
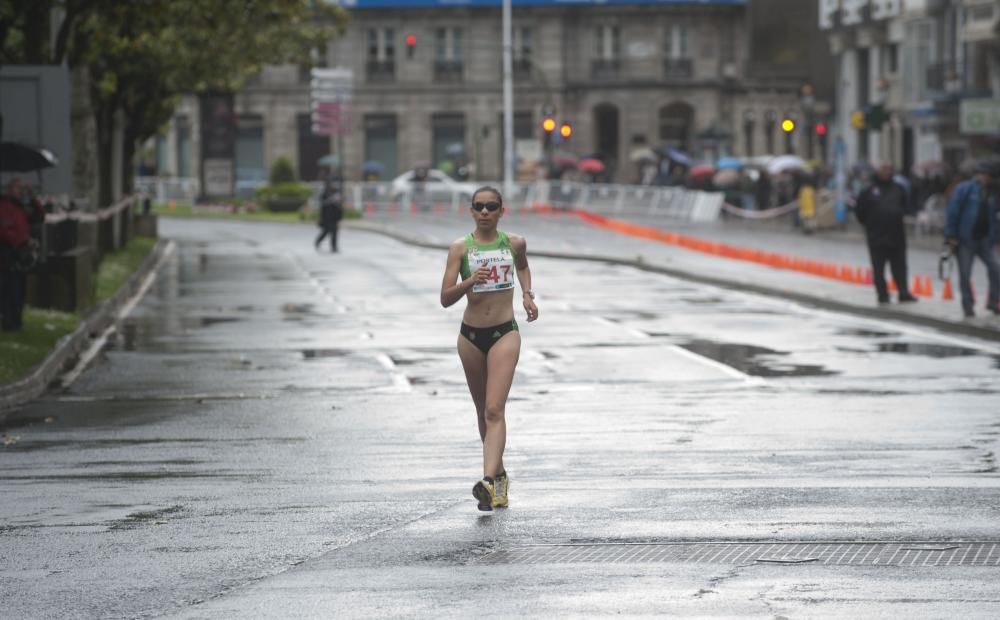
[342,180,723,222]
[132,176,724,222]
[135,177,200,203]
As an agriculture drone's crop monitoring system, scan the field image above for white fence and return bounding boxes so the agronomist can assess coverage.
[345,181,723,222]
[135,176,725,222]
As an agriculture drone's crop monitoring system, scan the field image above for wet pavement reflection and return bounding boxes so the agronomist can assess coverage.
[2,218,1000,618]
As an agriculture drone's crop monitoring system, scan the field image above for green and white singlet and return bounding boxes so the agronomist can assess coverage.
[460,231,516,294]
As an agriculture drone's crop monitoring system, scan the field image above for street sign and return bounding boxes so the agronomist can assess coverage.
[960,98,1000,135]
[310,67,354,136]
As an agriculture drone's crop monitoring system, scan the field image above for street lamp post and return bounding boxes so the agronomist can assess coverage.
[502,0,514,199]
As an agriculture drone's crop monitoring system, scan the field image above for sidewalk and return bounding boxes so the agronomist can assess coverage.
[351,209,1000,341]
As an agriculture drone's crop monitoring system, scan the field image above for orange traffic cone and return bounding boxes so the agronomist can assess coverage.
[923,276,934,298]
[942,279,954,301]
[912,275,926,297]
[888,278,898,293]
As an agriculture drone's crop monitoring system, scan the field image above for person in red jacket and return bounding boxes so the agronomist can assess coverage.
[1,178,45,331]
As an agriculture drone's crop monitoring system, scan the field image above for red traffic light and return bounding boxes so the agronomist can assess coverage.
[559,122,572,138]
[542,117,556,133]
[815,122,828,136]
[405,34,417,47]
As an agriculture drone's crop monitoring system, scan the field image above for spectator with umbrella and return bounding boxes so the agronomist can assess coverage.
[577,157,606,183]
[1,178,46,331]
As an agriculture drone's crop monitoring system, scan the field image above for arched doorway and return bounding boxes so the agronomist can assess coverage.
[658,102,694,152]
[593,103,620,177]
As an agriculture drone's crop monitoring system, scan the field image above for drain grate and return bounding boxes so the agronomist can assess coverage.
[479,542,1000,567]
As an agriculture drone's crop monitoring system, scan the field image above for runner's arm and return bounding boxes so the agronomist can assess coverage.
[512,236,538,321]
[441,241,488,307]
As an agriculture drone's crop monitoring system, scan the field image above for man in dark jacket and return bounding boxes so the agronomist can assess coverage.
[315,177,343,252]
[945,161,999,318]
[855,161,918,304]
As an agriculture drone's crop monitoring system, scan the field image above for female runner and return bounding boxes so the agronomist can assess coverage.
[440,186,538,511]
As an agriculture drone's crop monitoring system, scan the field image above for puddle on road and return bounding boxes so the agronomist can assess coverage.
[301,348,350,360]
[678,339,838,378]
[836,328,900,338]
[875,342,982,358]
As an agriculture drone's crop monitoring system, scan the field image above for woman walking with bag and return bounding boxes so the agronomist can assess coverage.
[439,186,538,511]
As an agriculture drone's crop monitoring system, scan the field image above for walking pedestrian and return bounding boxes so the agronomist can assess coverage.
[945,161,999,318]
[0,179,45,331]
[855,161,918,304]
[315,178,343,252]
[439,186,538,511]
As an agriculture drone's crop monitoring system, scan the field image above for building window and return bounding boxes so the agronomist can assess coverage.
[902,20,936,101]
[297,114,329,182]
[365,114,398,178]
[235,115,265,184]
[432,113,465,168]
[663,23,693,79]
[763,110,777,155]
[883,44,898,74]
[175,115,192,178]
[156,134,169,176]
[434,27,463,82]
[513,27,533,79]
[592,25,621,79]
[658,102,694,151]
[367,28,396,82]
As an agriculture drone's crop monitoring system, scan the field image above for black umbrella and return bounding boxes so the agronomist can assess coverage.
[0,142,58,173]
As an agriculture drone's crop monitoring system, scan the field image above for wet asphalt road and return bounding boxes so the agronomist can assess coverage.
[2,217,999,619]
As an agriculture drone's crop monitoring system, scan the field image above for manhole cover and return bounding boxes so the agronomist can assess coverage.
[479,542,1000,566]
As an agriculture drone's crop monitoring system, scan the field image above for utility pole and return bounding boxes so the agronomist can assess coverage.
[502,0,514,199]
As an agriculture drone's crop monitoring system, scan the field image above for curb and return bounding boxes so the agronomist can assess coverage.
[347,220,1000,343]
[0,238,174,414]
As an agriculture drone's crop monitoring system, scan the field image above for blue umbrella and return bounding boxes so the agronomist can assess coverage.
[362,160,385,174]
[716,156,743,171]
[664,147,693,168]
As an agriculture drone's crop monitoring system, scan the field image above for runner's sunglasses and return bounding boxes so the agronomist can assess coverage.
[471,201,502,212]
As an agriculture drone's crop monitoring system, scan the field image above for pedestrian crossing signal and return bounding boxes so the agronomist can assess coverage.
[781,119,796,133]
[559,122,572,139]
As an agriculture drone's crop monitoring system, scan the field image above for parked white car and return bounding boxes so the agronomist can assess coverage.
[389,169,480,205]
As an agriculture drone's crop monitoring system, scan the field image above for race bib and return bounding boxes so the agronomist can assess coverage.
[469,248,515,293]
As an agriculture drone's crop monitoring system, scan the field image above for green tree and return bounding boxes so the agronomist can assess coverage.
[2,0,346,205]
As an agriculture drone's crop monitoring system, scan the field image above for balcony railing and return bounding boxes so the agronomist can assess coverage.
[366,60,396,83]
[591,59,622,81]
[663,58,694,79]
[434,60,464,83]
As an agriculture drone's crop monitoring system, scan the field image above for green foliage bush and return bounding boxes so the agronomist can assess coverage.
[269,157,297,184]
[255,181,313,212]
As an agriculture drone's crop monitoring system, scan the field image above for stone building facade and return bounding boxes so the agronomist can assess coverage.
[156,0,834,186]
[821,0,1000,172]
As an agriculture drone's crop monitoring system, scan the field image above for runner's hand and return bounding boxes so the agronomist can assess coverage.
[470,264,491,287]
[523,296,538,322]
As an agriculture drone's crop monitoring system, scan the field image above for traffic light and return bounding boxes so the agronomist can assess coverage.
[851,110,866,130]
[405,34,417,59]
[864,104,887,131]
[781,116,795,154]
[542,115,555,147]
[559,121,572,141]
[815,121,828,160]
